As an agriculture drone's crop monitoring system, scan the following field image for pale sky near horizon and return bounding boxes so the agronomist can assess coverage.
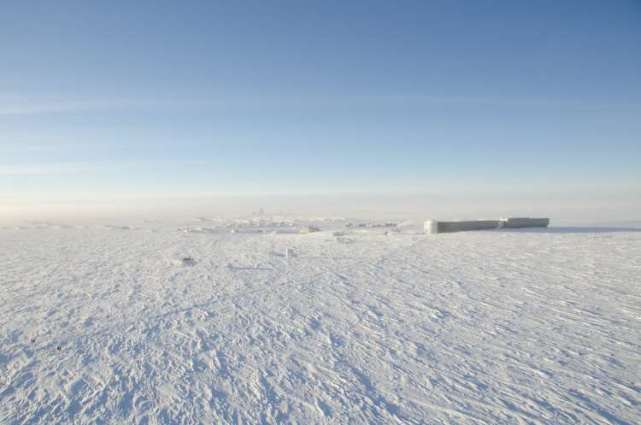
[1,0,640,219]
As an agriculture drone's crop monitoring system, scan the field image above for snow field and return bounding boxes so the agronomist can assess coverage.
[1,222,640,424]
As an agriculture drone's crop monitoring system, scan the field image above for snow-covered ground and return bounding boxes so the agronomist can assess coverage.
[1,219,640,424]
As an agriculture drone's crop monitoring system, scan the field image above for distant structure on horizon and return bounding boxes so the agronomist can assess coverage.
[425,217,550,234]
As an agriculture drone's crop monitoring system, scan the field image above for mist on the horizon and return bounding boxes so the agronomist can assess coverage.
[2,187,640,226]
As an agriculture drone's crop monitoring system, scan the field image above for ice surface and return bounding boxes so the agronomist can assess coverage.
[1,220,640,424]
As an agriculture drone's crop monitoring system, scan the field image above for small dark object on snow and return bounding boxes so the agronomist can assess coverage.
[30,338,36,343]
[181,257,196,266]
[56,345,62,351]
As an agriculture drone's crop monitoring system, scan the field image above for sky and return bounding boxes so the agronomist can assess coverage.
[1,0,640,220]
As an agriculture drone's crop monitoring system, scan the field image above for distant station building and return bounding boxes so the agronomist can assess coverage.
[425,217,550,234]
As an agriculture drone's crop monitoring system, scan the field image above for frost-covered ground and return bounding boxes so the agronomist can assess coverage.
[1,218,640,424]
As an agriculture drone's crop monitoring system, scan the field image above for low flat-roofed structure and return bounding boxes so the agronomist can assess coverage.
[425,217,550,234]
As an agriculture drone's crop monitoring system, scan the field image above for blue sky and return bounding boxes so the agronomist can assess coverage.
[1,0,640,216]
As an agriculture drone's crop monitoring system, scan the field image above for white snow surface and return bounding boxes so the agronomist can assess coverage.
[1,219,640,424]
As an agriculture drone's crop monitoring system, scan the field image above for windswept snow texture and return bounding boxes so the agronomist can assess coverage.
[1,221,640,424]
